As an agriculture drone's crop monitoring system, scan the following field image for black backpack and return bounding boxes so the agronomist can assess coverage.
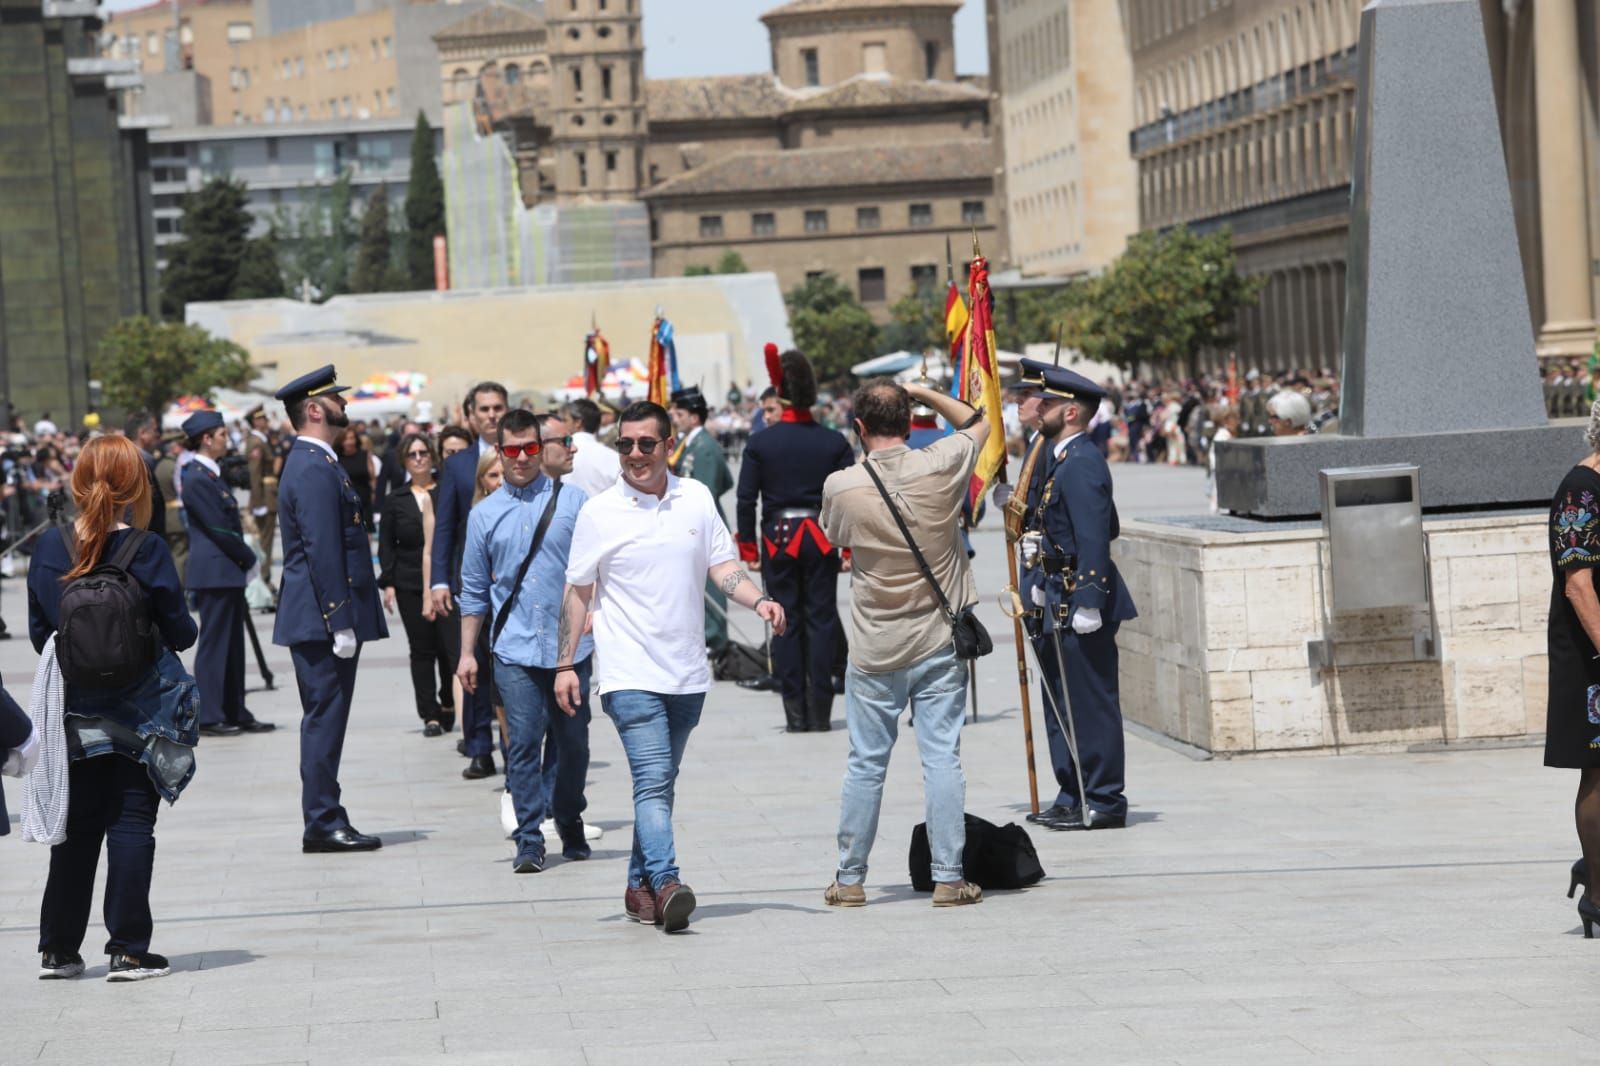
[56,528,160,690]
[909,813,1046,892]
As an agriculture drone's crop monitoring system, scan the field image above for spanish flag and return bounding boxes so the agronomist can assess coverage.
[961,255,1006,517]
[944,278,969,399]
[583,328,611,397]
[646,316,678,408]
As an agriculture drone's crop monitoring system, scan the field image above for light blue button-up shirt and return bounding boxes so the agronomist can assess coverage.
[457,474,592,668]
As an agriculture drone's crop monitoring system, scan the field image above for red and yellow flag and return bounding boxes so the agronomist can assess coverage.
[960,255,1006,517]
[583,329,611,397]
[646,317,669,408]
[944,278,970,391]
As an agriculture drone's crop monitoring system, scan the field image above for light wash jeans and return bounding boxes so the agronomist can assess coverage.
[836,644,968,886]
[494,657,592,858]
[599,689,705,891]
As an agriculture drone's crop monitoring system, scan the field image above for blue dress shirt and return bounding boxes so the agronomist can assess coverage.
[457,475,592,669]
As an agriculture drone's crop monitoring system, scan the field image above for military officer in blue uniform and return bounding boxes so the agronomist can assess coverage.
[180,410,275,737]
[273,366,389,852]
[1023,366,1137,830]
[736,346,854,733]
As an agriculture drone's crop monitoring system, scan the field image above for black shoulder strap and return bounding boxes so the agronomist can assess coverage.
[861,459,955,623]
[107,529,151,573]
[490,481,564,648]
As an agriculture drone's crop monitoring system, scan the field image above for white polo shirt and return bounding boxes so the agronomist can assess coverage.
[566,473,736,696]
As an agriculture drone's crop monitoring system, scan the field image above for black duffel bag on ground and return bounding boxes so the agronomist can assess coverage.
[909,812,1046,892]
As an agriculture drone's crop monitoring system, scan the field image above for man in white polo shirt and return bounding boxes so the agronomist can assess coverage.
[555,400,785,934]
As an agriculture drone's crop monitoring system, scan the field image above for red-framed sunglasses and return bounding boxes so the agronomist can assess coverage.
[499,441,542,458]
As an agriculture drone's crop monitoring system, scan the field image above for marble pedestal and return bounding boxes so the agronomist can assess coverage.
[1114,510,1549,755]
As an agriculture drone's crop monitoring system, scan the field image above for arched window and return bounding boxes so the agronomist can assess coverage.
[451,67,470,101]
[505,63,521,85]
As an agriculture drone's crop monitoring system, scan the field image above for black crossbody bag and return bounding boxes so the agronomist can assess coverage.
[490,481,564,649]
[861,459,992,661]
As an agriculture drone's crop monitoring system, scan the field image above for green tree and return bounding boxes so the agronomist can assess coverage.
[97,317,253,416]
[880,289,945,355]
[1064,225,1262,378]
[784,272,878,383]
[159,178,253,319]
[404,112,445,290]
[276,172,357,300]
[350,184,393,293]
[231,230,286,299]
[684,250,750,277]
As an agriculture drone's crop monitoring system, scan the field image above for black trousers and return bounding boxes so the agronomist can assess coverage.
[38,755,160,956]
[193,587,247,727]
[762,536,841,705]
[396,587,456,721]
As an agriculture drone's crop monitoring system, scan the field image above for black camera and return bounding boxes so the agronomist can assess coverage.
[220,454,251,490]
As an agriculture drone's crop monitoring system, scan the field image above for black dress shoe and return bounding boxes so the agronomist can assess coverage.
[303,827,383,853]
[456,739,468,756]
[1026,804,1071,825]
[737,675,780,692]
[462,754,497,780]
[198,722,242,737]
[239,719,276,733]
[423,721,443,738]
[1059,811,1127,831]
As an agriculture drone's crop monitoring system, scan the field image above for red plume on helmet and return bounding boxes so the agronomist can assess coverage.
[764,342,783,395]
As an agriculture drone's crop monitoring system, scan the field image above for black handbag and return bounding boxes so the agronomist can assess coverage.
[909,813,1046,891]
[490,481,563,649]
[861,458,993,660]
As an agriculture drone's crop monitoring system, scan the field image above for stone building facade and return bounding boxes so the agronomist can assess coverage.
[986,0,1139,282]
[1,0,157,428]
[436,0,1002,315]
[1127,0,1600,372]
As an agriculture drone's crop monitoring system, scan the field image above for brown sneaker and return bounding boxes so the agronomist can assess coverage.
[623,884,656,924]
[823,881,866,907]
[654,879,697,933]
[931,880,982,907]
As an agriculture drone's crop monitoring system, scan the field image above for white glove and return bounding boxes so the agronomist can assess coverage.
[331,628,358,659]
[252,506,268,517]
[1030,584,1045,607]
[1019,533,1041,567]
[1071,607,1102,635]
[3,725,40,778]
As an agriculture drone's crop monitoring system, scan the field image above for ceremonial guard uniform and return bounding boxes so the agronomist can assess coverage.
[153,435,188,583]
[1023,367,1137,830]
[272,366,388,852]
[669,386,735,654]
[244,405,279,587]
[736,346,853,732]
[180,411,269,737]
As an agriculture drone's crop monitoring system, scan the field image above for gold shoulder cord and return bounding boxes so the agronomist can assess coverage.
[1003,435,1047,545]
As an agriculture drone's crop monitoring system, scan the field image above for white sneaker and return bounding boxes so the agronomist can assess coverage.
[584,822,603,841]
[0,554,14,578]
[500,790,516,838]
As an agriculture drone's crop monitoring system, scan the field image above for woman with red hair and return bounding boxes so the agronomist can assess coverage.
[26,434,198,983]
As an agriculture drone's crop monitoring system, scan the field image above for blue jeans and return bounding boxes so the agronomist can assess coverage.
[494,658,592,856]
[836,645,968,886]
[600,689,704,891]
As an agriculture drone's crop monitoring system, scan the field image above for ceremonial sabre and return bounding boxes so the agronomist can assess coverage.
[1000,436,1047,816]
[1040,603,1092,828]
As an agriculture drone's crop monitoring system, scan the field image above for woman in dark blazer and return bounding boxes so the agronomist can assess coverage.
[379,432,457,736]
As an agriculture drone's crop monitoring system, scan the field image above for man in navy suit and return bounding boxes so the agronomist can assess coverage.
[273,366,389,852]
[179,410,274,737]
[0,682,36,837]
[430,382,507,779]
[1025,367,1138,831]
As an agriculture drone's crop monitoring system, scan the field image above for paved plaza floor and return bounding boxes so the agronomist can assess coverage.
[2,465,1597,1064]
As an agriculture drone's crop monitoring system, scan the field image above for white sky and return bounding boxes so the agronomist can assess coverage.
[99,0,991,79]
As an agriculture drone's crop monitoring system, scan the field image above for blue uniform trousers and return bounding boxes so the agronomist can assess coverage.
[1032,619,1128,818]
[761,535,840,706]
[193,588,247,727]
[291,641,361,836]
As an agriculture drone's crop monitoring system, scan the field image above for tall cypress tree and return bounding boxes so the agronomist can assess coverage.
[351,184,392,294]
[160,177,253,319]
[404,112,445,290]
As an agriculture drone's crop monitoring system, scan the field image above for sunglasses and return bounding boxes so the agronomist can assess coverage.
[614,437,662,455]
[545,435,574,449]
[404,449,431,460]
[499,442,542,459]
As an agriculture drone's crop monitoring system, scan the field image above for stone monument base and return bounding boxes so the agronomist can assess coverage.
[1214,423,1585,518]
[1113,510,1548,756]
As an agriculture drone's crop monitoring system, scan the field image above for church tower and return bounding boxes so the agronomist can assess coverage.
[546,0,646,202]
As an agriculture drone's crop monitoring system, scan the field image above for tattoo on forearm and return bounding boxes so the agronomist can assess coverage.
[720,569,750,597]
[557,601,575,661]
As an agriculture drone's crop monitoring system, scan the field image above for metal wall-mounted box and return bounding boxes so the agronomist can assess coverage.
[1318,464,1428,611]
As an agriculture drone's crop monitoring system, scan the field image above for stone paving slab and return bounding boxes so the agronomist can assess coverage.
[1,466,1596,1063]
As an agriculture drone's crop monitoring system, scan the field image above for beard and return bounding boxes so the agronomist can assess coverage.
[320,398,350,429]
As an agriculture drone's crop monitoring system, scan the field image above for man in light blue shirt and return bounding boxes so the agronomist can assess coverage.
[456,409,593,874]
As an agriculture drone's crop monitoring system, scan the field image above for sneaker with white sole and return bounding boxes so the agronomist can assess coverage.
[107,952,171,982]
[500,790,516,838]
[39,951,84,980]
